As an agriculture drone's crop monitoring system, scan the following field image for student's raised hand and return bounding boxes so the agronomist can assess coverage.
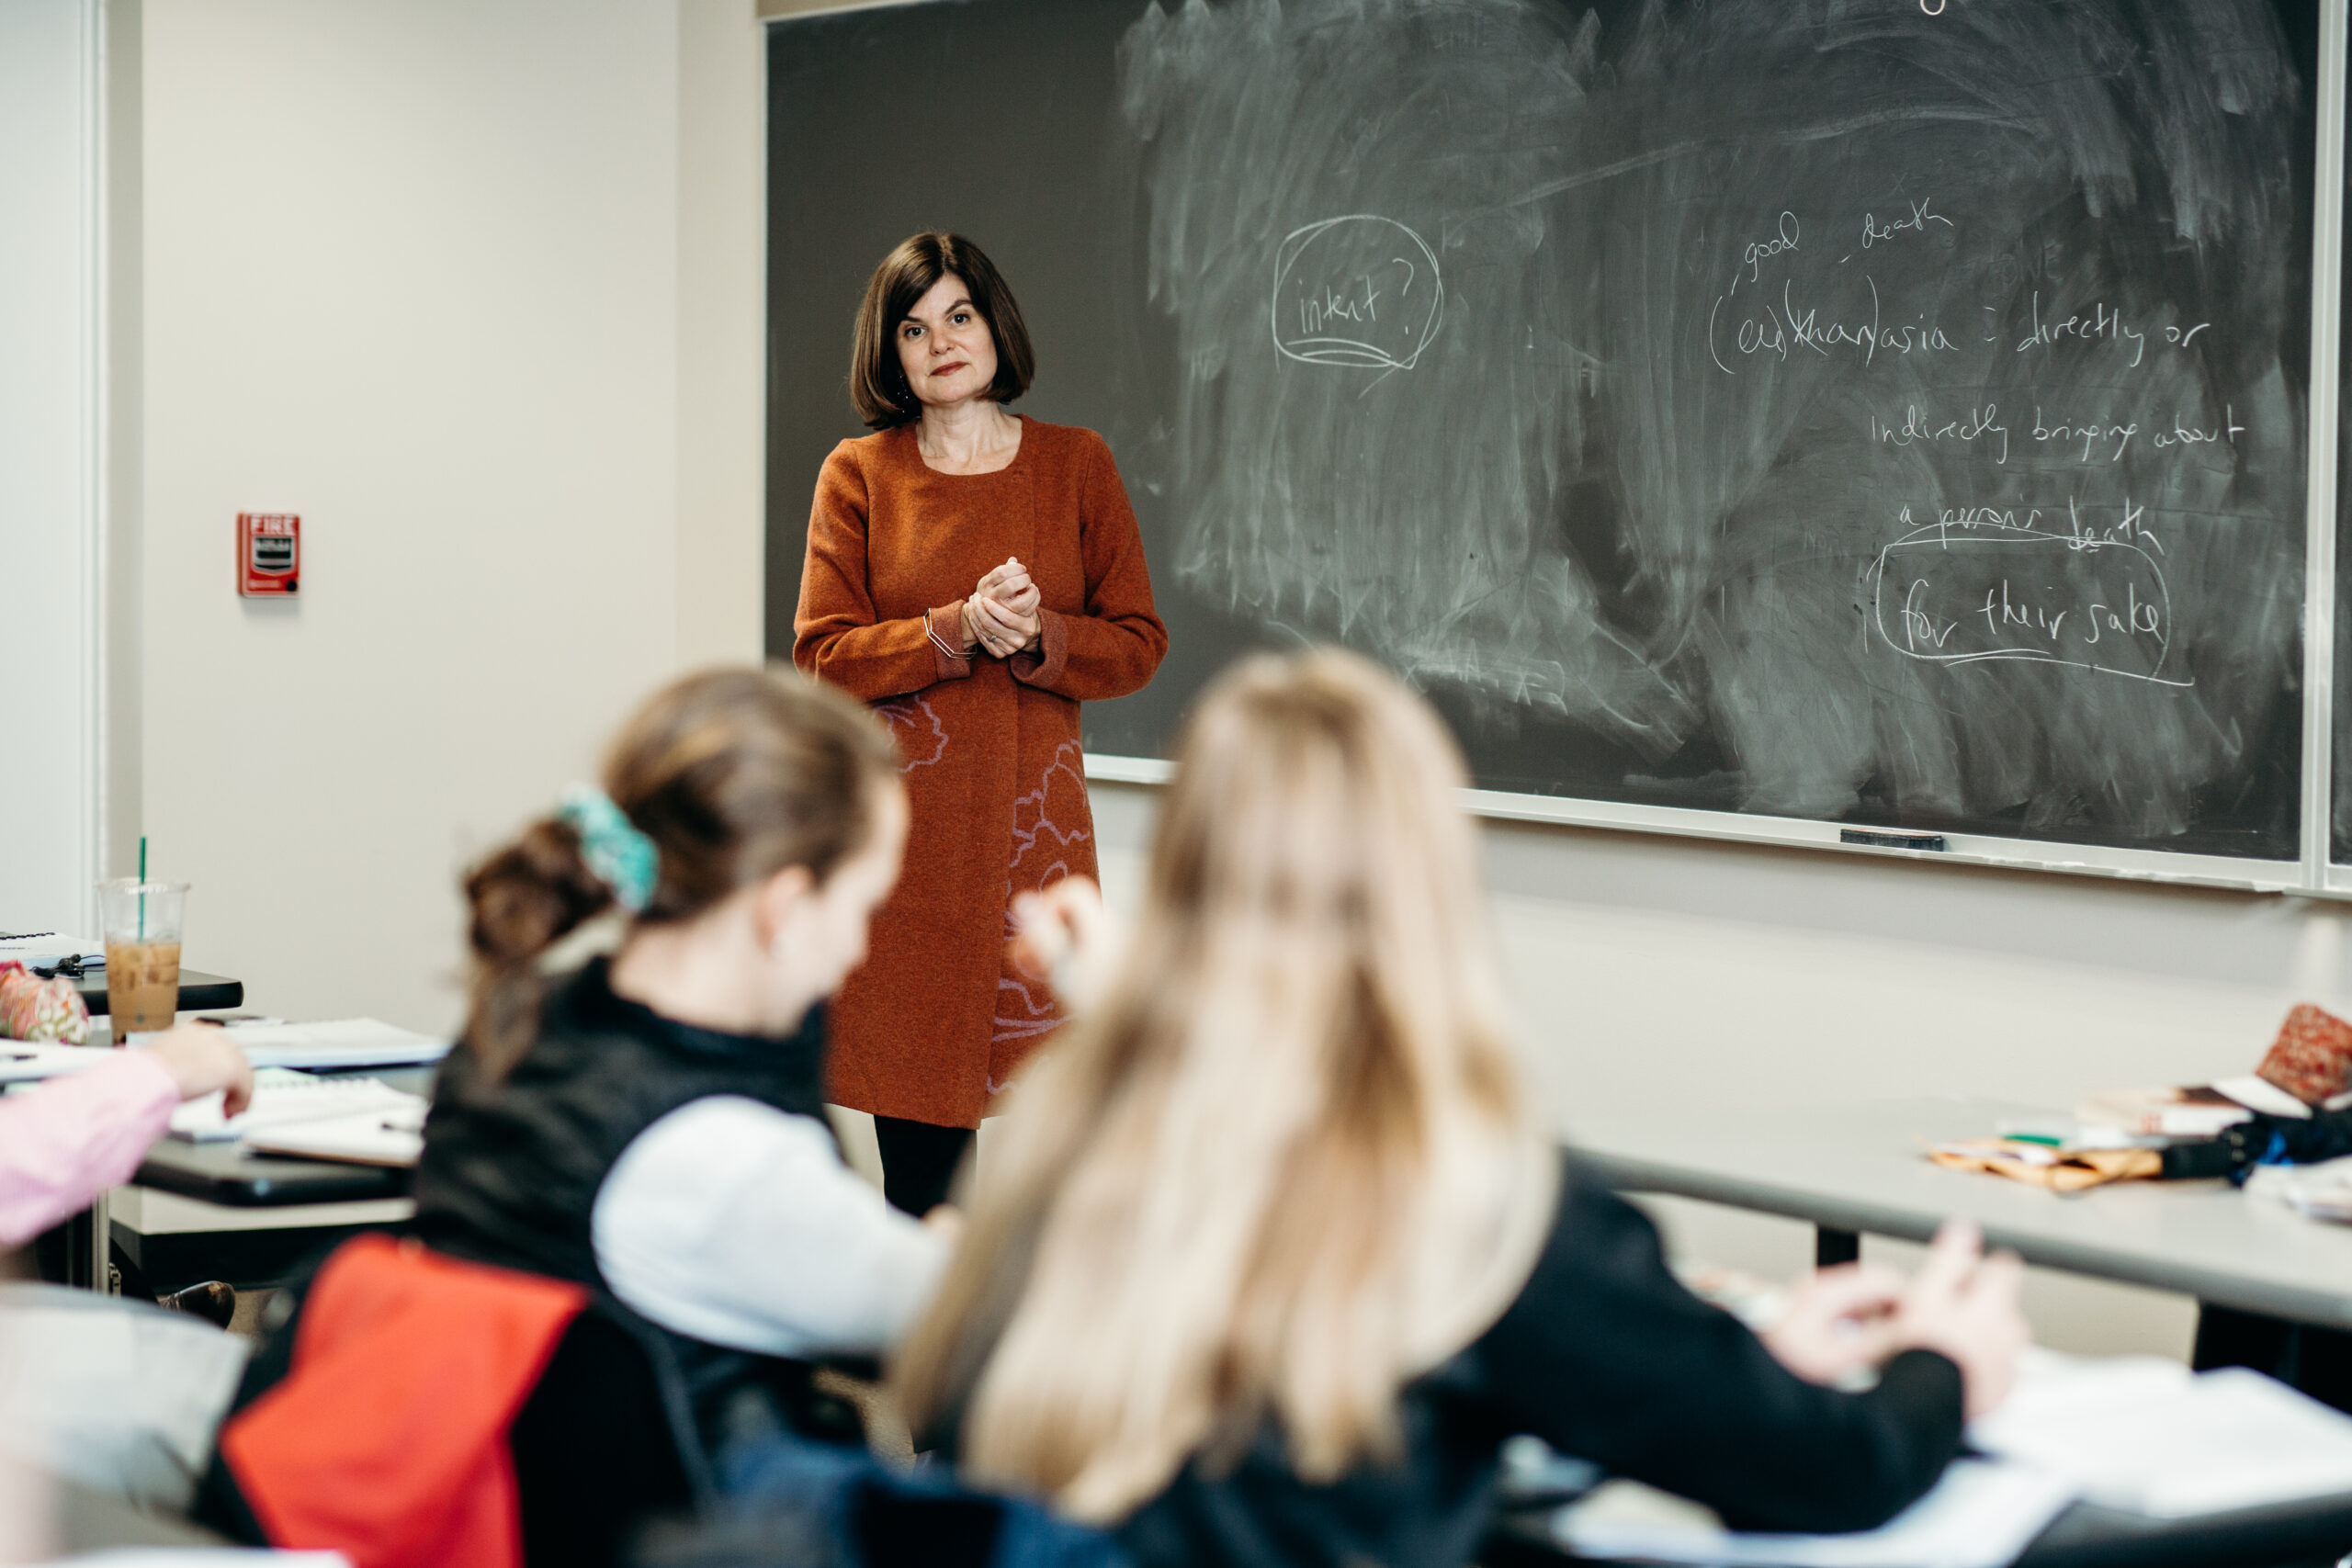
[922,1203,966,1247]
[1894,1219,2029,1418]
[1759,1261,1909,1384]
[1009,876,1120,1015]
[144,1025,255,1118]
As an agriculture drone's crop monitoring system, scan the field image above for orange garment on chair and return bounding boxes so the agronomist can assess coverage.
[218,1233,587,1568]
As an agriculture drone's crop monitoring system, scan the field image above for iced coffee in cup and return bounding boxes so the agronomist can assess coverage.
[97,879,188,1038]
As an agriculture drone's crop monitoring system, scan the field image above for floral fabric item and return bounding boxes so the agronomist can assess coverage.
[2256,1004,2352,1107]
[0,962,91,1044]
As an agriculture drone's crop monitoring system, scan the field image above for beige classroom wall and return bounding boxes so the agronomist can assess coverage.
[136,0,766,1034]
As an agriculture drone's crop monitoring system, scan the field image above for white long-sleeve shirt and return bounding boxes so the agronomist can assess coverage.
[588,1095,946,1358]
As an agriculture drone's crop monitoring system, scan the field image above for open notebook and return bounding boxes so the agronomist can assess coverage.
[169,1068,424,1144]
[1548,1349,2352,1566]
[243,1100,427,1167]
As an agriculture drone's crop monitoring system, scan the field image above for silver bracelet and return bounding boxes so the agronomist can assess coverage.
[926,613,969,663]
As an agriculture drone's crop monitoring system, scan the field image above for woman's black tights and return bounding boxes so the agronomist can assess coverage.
[872,1115,976,1216]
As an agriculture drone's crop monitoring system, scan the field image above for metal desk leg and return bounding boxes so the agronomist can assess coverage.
[1815,1224,1860,1269]
[61,1194,116,1292]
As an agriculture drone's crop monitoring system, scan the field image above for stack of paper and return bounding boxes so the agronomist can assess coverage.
[1551,1461,2074,1568]
[2075,1086,2255,1137]
[2246,1155,2352,1223]
[1545,1351,2352,1567]
[216,1017,449,1070]
[1972,1349,2352,1515]
[0,931,104,973]
[0,1042,109,1085]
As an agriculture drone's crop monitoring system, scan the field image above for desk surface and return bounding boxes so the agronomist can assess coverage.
[1570,1097,2352,1329]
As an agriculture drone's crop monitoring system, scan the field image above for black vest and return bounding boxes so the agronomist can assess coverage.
[413,958,852,1453]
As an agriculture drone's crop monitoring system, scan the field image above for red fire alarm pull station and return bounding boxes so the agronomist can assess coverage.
[238,513,300,596]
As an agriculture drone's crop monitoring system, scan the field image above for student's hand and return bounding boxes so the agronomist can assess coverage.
[1009,876,1120,1015]
[1759,1261,1908,1384]
[1894,1220,2029,1418]
[922,1204,966,1247]
[145,1026,255,1118]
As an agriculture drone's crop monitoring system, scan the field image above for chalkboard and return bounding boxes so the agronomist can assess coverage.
[767,0,2322,868]
[2334,10,2352,868]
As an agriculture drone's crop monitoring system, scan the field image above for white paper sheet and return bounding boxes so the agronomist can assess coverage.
[0,1043,108,1085]
[1973,1350,2352,1517]
[168,1072,423,1143]
[217,1018,449,1070]
[1552,1460,2074,1568]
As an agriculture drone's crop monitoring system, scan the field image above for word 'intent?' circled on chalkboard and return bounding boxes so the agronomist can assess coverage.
[1272,215,1446,378]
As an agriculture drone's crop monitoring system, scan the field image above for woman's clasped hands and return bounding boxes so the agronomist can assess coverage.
[962,557,1042,659]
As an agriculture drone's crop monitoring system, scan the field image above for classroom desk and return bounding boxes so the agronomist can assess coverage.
[1482,1488,2352,1567]
[112,1063,431,1293]
[1568,1097,2352,1330]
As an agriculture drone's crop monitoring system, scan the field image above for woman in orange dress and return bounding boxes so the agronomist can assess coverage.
[795,232,1166,1213]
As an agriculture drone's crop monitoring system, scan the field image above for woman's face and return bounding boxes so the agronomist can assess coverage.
[895,273,1000,412]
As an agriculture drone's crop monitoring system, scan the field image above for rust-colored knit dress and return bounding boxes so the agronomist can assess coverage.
[795,417,1166,1127]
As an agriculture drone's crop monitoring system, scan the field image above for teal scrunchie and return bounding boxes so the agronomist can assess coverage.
[557,784,660,913]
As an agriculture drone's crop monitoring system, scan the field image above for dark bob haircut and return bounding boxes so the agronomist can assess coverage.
[849,232,1035,430]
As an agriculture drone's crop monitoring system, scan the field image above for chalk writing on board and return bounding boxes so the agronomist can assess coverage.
[1272,216,1445,372]
[1871,517,2188,687]
[1115,0,2307,849]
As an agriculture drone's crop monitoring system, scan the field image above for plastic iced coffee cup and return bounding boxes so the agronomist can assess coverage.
[96,879,189,1039]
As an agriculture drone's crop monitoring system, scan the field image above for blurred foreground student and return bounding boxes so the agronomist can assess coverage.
[0,1027,255,1513]
[0,1026,252,1247]
[408,667,954,1452]
[894,649,2026,1568]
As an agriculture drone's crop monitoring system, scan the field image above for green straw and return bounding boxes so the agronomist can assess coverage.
[138,838,146,942]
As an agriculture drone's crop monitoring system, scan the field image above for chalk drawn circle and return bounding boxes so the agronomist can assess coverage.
[1272,215,1445,371]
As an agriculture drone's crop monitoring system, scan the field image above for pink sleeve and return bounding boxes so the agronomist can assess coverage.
[0,1052,179,1247]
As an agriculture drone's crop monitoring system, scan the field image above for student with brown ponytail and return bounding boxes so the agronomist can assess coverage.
[410,666,956,1457]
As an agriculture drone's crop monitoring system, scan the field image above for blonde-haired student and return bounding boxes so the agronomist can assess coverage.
[894,649,2025,1568]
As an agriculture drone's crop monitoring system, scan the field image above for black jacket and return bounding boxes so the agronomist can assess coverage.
[412,958,854,1452]
[1091,1164,1962,1568]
